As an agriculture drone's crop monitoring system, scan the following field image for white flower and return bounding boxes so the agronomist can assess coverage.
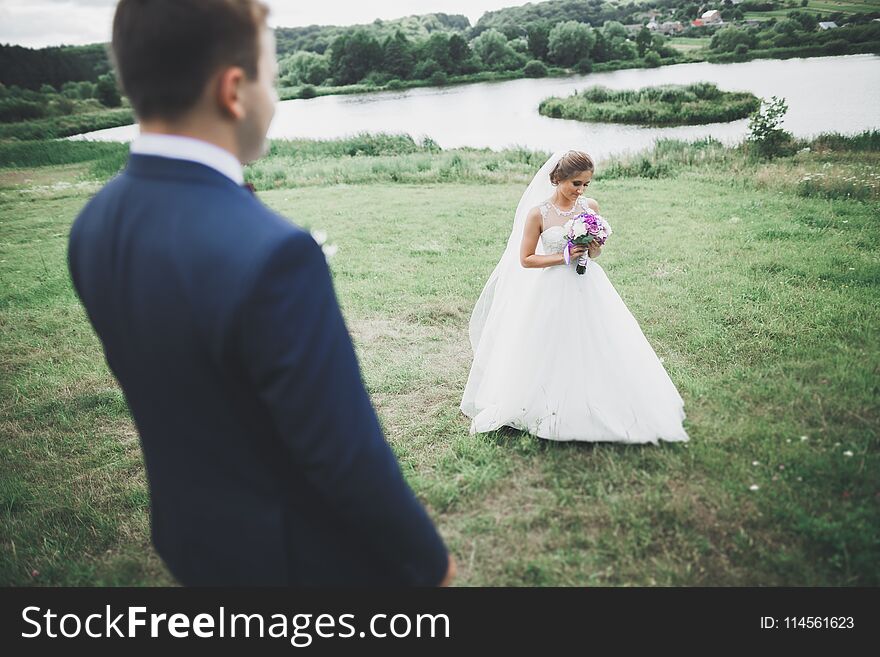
[311,229,328,245]
[752,461,760,466]
[749,484,760,491]
[571,221,587,238]
[843,450,854,457]
[321,243,338,259]
[800,435,809,442]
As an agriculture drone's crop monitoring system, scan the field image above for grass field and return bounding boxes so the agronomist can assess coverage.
[667,37,713,53]
[1,134,878,586]
[745,0,880,19]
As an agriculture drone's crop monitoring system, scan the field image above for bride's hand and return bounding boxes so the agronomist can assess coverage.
[588,241,601,258]
[568,244,588,262]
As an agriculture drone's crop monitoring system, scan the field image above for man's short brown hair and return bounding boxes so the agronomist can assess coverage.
[112,0,270,120]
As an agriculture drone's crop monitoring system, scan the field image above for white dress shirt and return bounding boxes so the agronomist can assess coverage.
[129,133,244,185]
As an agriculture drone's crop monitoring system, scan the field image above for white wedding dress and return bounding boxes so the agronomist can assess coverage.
[460,152,689,445]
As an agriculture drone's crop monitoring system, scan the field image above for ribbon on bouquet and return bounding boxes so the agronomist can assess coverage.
[564,240,572,265]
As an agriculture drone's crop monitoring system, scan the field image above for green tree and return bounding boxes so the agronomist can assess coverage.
[788,9,818,32]
[61,81,80,99]
[602,21,628,41]
[635,27,653,58]
[710,26,757,52]
[527,22,551,61]
[281,51,330,86]
[76,81,96,99]
[591,30,611,63]
[472,28,525,71]
[329,30,383,85]
[602,21,636,61]
[421,32,453,73]
[548,21,597,67]
[95,73,121,107]
[382,31,415,79]
[447,33,472,74]
[748,95,793,159]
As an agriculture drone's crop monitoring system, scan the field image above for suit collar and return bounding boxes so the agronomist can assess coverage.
[130,134,244,185]
[125,154,247,191]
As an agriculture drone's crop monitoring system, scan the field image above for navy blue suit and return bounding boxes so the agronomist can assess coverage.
[68,154,449,586]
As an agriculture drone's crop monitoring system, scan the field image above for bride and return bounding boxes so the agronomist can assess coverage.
[460,150,690,444]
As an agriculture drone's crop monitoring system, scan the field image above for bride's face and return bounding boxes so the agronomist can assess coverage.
[557,170,593,202]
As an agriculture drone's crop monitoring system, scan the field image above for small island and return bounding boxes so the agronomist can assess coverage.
[538,82,761,126]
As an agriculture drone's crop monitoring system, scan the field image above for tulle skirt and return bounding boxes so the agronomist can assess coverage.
[460,258,689,444]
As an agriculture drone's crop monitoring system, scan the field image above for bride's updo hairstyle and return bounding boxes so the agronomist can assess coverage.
[549,151,594,185]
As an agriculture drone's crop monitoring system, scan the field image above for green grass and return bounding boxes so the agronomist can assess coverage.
[1,134,878,586]
[746,0,880,18]
[667,37,712,53]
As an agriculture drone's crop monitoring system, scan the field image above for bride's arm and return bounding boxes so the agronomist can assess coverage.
[520,208,585,268]
[585,198,603,259]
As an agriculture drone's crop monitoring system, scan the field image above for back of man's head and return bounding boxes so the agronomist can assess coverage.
[112,0,270,122]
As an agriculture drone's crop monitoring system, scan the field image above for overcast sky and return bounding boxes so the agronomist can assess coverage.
[0,0,534,48]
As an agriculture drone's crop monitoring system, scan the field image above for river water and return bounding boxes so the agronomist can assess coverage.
[72,54,880,162]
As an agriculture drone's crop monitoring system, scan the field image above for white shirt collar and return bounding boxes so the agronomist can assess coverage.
[130,133,244,185]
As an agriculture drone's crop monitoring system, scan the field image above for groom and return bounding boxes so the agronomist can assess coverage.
[67,0,454,586]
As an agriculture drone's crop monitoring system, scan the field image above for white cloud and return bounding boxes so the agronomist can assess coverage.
[0,1,114,47]
[0,0,535,48]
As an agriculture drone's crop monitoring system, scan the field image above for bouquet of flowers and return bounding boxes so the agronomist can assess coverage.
[563,209,612,274]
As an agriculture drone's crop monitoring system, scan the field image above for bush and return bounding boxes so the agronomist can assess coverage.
[0,98,45,122]
[413,58,440,80]
[734,43,750,56]
[0,107,133,140]
[643,51,661,68]
[299,85,317,99]
[386,78,404,90]
[363,71,391,86]
[95,74,121,108]
[748,95,795,159]
[429,71,449,86]
[575,57,593,74]
[824,39,849,55]
[523,60,548,78]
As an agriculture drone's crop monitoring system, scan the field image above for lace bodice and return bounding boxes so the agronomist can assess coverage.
[540,226,569,254]
[539,196,591,254]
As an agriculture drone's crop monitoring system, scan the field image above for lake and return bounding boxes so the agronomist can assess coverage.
[72,54,880,162]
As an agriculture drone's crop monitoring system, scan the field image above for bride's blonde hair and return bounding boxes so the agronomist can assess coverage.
[549,151,594,185]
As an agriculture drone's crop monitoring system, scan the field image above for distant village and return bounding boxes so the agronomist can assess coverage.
[621,3,843,36]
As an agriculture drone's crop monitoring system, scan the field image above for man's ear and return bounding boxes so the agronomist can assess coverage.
[215,67,246,120]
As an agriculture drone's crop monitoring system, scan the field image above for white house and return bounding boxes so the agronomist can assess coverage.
[701,10,722,24]
[818,21,839,30]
